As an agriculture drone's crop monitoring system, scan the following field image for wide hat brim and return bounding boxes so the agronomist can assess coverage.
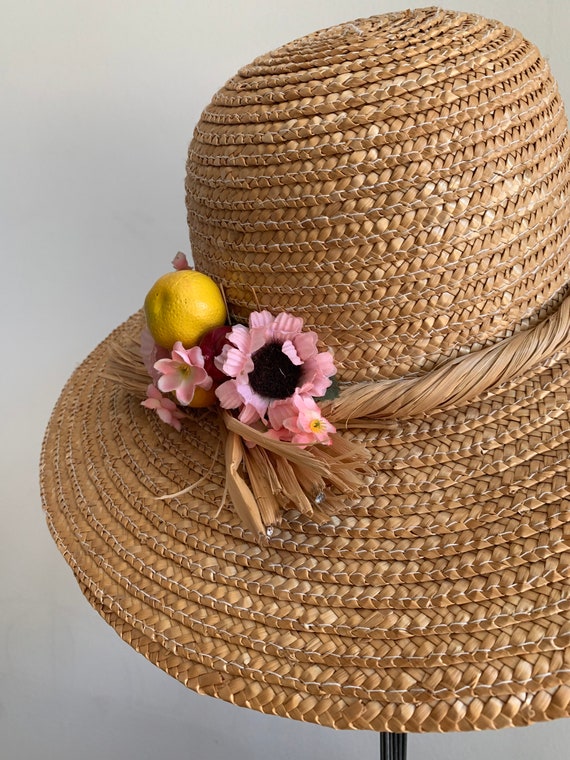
[40,309,570,733]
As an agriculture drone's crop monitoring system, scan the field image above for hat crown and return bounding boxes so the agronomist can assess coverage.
[186,7,570,383]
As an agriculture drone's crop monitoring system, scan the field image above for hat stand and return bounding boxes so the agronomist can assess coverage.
[379,733,407,760]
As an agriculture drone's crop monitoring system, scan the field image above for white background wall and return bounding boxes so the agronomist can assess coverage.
[3,1,570,758]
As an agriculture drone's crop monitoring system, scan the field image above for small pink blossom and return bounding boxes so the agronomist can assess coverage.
[215,310,336,425]
[172,252,191,270]
[140,325,169,383]
[154,342,212,406]
[268,392,336,446]
[141,384,186,431]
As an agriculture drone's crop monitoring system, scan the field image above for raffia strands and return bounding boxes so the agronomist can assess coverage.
[222,410,371,532]
[102,333,150,398]
[222,423,266,535]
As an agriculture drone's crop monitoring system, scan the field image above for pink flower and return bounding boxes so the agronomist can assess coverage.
[215,311,336,425]
[268,392,336,446]
[140,325,169,383]
[215,376,270,425]
[154,342,212,406]
[141,384,186,431]
[172,252,191,270]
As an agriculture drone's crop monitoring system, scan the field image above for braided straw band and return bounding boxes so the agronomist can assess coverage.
[107,288,570,533]
[327,287,570,423]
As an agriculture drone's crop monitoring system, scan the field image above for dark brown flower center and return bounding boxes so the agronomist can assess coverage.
[248,341,302,399]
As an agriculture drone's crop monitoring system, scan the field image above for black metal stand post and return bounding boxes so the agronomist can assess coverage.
[379,732,407,760]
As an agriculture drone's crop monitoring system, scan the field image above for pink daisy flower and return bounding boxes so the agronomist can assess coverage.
[215,310,336,426]
[141,384,186,431]
[154,342,212,406]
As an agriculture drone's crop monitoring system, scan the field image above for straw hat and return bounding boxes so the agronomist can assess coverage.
[41,7,570,733]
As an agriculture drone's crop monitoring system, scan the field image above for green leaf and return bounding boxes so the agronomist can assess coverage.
[317,376,340,402]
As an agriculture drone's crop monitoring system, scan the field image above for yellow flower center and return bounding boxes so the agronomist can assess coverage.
[309,417,325,433]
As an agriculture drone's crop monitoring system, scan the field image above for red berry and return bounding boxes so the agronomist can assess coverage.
[199,325,232,384]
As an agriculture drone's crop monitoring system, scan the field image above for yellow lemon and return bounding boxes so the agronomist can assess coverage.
[144,270,226,350]
[187,386,218,408]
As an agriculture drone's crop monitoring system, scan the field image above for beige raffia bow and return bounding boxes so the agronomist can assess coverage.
[106,294,570,535]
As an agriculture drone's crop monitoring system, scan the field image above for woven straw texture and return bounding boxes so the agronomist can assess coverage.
[42,7,570,733]
[187,7,570,385]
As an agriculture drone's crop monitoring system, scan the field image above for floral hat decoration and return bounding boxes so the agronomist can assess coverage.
[41,8,570,735]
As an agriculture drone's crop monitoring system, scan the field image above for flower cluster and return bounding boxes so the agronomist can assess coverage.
[214,311,336,444]
[142,308,337,446]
